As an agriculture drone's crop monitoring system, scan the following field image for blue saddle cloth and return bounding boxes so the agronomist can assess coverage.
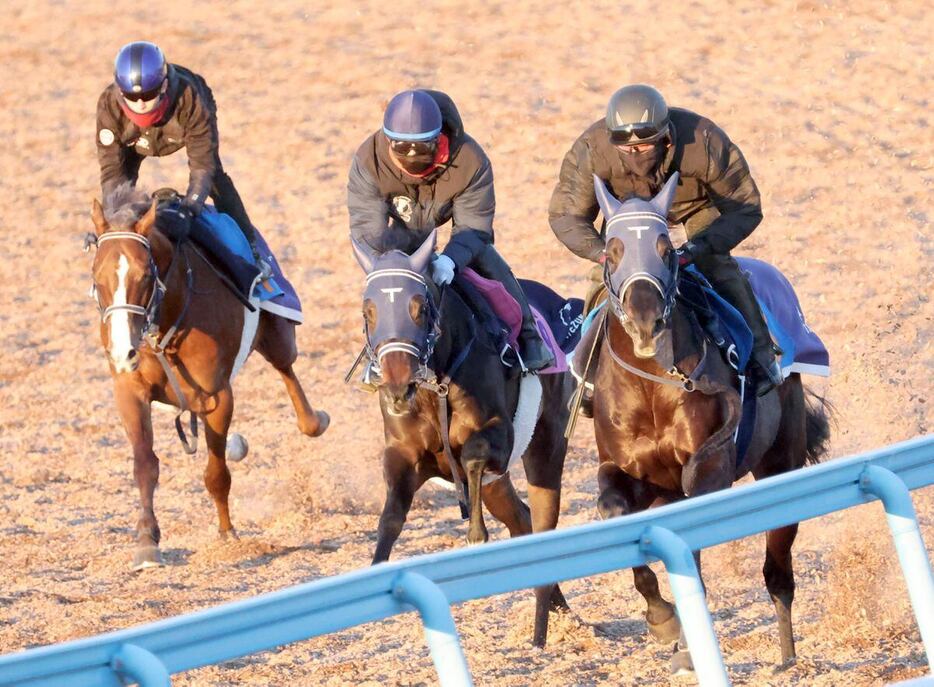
[194,207,303,323]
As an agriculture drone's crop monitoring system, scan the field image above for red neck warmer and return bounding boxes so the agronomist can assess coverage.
[120,95,171,129]
[404,133,451,179]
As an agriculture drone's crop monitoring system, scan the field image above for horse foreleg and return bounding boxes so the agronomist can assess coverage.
[464,456,489,545]
[373,448,420,564]
[114,380,162,570]
[202,386,236,539]
[597,462,680,644]
[255,312,329,438]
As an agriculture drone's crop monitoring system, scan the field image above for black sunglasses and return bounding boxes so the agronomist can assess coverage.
[610,123,668,145]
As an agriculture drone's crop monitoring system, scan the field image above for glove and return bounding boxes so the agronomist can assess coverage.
[156,203,194,240]
[431,254,456,286]
[676,241,700,267]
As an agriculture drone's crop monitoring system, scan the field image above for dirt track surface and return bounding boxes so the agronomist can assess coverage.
[1,1,932,685]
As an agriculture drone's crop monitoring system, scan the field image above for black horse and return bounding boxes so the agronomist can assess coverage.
[351,230,574,646]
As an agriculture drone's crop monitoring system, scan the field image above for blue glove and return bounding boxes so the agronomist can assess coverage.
[431,254,456,286]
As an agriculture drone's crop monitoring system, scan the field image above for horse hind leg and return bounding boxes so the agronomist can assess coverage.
[597,462,680,644]
[255,312,329,438]
[202,386,237,539]
[753,379,808,664]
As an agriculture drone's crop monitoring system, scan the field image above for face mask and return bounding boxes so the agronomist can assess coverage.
[393,152,436,176]
[619,140,667,178]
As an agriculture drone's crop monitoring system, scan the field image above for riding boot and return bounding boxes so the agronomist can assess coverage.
[571,310,605,418]
[692,252,783,395]
[471,246,555,372]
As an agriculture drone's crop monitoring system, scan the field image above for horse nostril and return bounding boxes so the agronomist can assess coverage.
[127,349,138,360]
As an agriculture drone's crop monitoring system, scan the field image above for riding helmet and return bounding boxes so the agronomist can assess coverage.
[606,84,670,145]
[114,41,168,99]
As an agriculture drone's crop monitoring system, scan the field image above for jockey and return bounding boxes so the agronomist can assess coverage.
[549,84,783,396]
[95,41,262,262]
[348,89,554,372]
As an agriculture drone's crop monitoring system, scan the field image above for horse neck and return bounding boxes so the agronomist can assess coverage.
[432,287,476,375]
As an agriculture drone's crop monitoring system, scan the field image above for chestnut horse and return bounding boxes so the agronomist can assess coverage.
[88,185,329,570]
[586,173,832,675]
[351,230,573,646]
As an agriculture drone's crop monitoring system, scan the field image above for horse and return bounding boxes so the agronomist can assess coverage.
[351,230,574,646]
[583,172,832,675]
[88,185,329,570]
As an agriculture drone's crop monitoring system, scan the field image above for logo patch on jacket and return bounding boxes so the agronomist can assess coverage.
[392,195,415,223]
[98,129,115,145]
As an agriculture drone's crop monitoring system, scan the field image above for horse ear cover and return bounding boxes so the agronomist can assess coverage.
[351,236,376,273]
[409,229,437,275]
[652,172,680,215]
[593,174,621,219]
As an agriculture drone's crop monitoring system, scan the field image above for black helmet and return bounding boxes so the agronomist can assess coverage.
[606,84,669,146]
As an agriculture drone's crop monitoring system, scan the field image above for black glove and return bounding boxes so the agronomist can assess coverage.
[676,241,700,267]
[156,203,194,241]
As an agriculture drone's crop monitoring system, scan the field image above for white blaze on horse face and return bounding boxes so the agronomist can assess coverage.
[381,287,403,303]
[110,254,136,372]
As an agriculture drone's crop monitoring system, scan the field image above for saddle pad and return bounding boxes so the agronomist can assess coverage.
[458,268,579,375]
[196,207,304,324]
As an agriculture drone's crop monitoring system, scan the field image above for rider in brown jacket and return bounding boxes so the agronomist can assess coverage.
[550,84,783,397]
[96,41,259,257]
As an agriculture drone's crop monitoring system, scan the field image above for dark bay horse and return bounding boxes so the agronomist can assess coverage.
[88,185,329,570]
[586,173,832,674]
[351,230,574,646]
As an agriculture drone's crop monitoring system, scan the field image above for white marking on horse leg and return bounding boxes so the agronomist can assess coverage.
[110,255,135,372]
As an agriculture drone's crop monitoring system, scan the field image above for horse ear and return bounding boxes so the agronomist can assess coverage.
[91,199,108,236]
[652,172,680,215]
[351,236,376,273]
[409,229,437,275]
[136,199,157,237]
[593,174,621,219]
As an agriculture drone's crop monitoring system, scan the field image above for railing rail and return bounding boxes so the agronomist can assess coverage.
[1,434,932,686]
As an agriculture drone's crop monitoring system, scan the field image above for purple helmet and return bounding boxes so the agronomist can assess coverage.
[382,90,443,142]
[114,41,167,99]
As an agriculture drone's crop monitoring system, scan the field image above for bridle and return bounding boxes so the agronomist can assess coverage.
[362,266,442,387]
[86,229,198,453]
[602,220,713,393]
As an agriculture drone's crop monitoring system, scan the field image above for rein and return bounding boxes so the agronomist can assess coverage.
[87,231,199,453]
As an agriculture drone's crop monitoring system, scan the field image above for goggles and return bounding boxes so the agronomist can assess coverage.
[389,138,438,157]
[609,122,669,146]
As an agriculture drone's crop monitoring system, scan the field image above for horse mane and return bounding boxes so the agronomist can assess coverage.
[103,183,152,229]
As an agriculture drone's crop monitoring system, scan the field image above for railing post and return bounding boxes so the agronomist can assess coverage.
[393,571,473,687]
[860,465,934,674]
[111,643,170,686]
[641,525,730,687]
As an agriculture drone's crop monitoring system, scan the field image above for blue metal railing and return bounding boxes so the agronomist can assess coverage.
[1,435,932,686]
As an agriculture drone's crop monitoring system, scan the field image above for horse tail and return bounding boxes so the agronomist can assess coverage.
[803,387,834,465]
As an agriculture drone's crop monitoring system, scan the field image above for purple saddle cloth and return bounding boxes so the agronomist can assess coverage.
[458,268,584,375]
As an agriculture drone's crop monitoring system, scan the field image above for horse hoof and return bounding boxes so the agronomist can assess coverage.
[308,410,330,438]
[132,546,163,571]
[647,613,682,644]
[670,649,695,678]
[219,528,240,541]
[465,530,489,546]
